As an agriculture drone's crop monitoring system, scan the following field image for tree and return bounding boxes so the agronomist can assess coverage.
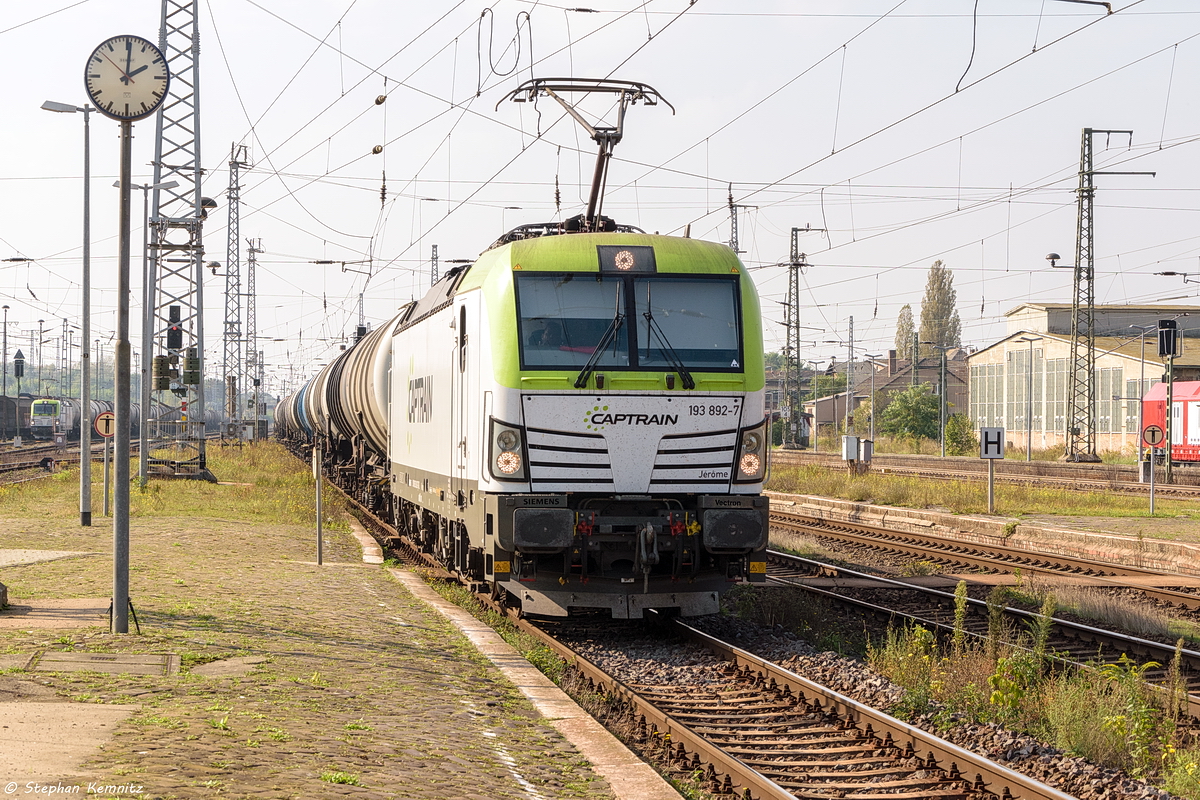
[878,384,940,440]
[895,304,915,360]
[917,260,961,356]
[944,413,978,456]
[764,351,784,370]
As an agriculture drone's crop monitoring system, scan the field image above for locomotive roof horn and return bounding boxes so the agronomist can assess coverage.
[498,78,673,233]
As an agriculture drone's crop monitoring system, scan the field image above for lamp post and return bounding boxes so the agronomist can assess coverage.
[922,342,953,457]
[807,359,826,452]
[864,353,883,441]
[36,320,44,396]
[128,179,180,486]
[1,305,7,398]
[1130,324,1155,482]
[1017,336,1042,461]
[41,100,93,526]
[1,305,7,441]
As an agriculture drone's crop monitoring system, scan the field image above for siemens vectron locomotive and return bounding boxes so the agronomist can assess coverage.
[277,225,769,617]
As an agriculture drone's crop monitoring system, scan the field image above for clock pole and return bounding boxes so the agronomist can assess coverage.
[113,119,133,634]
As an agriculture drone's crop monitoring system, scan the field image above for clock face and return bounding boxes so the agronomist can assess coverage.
[84,35,169,121]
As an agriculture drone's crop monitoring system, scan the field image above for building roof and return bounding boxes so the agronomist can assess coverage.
[970,330,1200,367]
[1004,302,1200,317]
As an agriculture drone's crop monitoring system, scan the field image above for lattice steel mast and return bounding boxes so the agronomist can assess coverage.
[246,238,261,439]
[222,144,248,443]
[147,0,214,480]
[1062,128,1153,462]
[781,225,822,449]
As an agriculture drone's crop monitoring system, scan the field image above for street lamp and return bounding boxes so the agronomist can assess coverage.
[125,179,179,486]
[1130,324,1156,481]
[36,320,44,396]
[864,353,883,441]
[921,341,953,457]
[1,305,7,400]
[823,334,854,435]
[1,305,7,440]
[42,99,94,526]
[1017,336,1042,461]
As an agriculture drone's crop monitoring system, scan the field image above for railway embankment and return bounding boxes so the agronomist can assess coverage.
[767,490,1200,576]
[0,446,654,799]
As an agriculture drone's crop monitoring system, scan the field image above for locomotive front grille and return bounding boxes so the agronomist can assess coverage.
[650,428,737,491]
[526,426,615,489]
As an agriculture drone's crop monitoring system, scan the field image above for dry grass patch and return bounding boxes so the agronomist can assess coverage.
[767,463,1195,518]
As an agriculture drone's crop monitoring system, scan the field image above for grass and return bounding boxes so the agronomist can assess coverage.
[810,433,1134,463]
[856,580,1200,794]
[767,463,1200,518]
[1009,574,1200,645]
[0,443,351,530]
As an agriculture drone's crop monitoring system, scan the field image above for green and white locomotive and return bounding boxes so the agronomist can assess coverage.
[276,79,769,618]
[276,226,769,617]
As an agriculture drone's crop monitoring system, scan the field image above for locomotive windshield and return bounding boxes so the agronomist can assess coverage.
[515,273,742,372]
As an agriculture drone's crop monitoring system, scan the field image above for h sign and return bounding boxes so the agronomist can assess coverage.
[980,427,1005,459]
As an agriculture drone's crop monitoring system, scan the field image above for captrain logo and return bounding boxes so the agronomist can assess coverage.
[585,405,678,431]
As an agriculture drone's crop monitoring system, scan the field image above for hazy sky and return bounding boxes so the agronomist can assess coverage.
[2,0,1198,393]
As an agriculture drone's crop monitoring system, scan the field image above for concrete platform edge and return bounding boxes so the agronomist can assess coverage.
[388,569,680,800]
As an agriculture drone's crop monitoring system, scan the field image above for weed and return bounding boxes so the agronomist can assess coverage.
[344,719,371,731]
[208,715,231,732]
[899,559,939,577]
[293,670,328,687]
[952,581,968,657]
[1099,655,1165,777]
[985,586,1010,664]
[320,770,362,786]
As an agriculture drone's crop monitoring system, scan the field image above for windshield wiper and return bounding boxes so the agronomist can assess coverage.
[642,286,695,390]
[574,284,625,388]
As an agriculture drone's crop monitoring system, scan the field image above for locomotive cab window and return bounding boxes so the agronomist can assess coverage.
[514,272,743,372]
[634,277,740,371]
[516,274,631,369]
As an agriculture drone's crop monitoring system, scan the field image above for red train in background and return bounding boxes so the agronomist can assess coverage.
[1141,381,1200,462]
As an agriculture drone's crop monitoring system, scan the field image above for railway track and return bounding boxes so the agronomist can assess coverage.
[770,506,1200,610]
[772,449,1200,498]
[326,475,1109,800]
[766,550,1200,720]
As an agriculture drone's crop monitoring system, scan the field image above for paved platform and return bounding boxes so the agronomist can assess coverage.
[0,513,674,799]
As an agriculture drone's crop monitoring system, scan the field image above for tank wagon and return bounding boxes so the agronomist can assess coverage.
[30,398,172,441]
[278,227,770,618]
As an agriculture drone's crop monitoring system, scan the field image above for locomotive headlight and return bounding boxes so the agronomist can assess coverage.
[497,451,522,474]
[490,417,528,481]
[735,421,768,483]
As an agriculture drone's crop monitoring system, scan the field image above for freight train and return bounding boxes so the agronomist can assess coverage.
[29,397,173,441]
[276,223,770,618]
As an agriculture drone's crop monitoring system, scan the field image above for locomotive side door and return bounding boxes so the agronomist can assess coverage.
[451,303,469,508]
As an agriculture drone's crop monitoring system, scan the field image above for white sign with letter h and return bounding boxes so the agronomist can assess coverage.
[980,427,1005,459]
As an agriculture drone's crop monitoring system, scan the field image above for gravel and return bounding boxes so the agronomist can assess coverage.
[552,613,1177,800]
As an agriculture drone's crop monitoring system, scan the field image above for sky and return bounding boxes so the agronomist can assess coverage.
[2,0,1199,396]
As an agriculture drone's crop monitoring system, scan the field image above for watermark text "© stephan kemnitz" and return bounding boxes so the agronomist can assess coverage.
[4,781,145,795]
